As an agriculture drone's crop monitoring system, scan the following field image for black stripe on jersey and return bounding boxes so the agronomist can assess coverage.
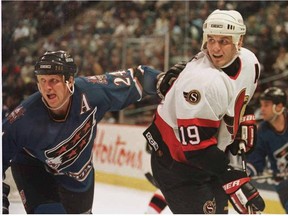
[254,63,260,84]
[222,57,241,78]
[179,125,218,145]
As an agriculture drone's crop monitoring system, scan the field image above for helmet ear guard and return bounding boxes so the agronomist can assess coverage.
[201,9,246,50]
[34,50,78,81]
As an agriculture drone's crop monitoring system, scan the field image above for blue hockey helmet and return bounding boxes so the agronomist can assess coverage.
[34,50,78,81]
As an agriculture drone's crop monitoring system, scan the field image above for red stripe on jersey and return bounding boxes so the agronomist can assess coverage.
[177,118,220,127]
[149,203,163,213]
[154,112,187,163]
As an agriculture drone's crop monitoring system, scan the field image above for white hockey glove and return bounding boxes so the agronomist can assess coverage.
[2,182,10,214]
[221,168,265,214]
[156,61,186,99]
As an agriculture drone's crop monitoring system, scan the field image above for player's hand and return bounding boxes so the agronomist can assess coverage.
[156,61,186,99]
[228,113,257,155]
[3,182,10,214]
[221,168,265,214]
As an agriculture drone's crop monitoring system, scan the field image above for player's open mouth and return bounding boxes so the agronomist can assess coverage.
[47,94,56,100]
[213,54,223,59]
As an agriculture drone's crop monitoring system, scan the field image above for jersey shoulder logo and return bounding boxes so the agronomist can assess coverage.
[86,75,108,84]
[7,106,25,124]
[183,90,201,105]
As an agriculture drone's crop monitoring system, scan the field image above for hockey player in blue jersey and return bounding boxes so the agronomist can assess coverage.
[247,87,288,213]
[2,50,162,214]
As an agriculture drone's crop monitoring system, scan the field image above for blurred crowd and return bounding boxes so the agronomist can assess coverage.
[2,1,288,123]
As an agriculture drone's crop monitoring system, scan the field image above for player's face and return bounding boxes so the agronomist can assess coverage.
[260,100,274,121]
[260,100,284,122]
[260,100,275,121]
[37,75,71,110]
[206,35,237,68]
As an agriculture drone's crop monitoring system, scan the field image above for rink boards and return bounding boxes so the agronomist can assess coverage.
[93,123,285,214]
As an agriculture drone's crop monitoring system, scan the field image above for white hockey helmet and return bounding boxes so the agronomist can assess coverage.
[201,9,246,50]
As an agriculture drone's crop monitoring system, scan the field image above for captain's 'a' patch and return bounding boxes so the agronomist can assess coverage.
[183,90,201,105]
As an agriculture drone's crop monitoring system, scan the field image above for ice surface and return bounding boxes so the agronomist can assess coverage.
[9,182,172,214]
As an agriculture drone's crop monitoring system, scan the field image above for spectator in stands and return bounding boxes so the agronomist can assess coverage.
[20,56,35,84]
[2,1,288,124]
[12,21,30,50]
[273,47,288,74]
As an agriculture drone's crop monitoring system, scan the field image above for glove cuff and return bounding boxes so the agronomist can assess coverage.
[221,168,247,184]
[221,169,250,194]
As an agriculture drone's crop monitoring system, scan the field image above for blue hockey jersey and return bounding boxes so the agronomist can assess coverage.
[2,66,160,192]
[247,111,288,175]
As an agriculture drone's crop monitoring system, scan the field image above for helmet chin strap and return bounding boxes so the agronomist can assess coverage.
[269,104,285,123]
[41,81,74,111]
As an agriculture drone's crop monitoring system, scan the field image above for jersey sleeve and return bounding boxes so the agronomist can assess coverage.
[2,117,20,175]
[80,66,160,112]
[136,65,161,96]
[246,127,269,174]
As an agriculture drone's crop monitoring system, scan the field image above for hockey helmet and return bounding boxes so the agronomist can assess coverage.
[260,87,287,106]
[34,50,78,81]
[201,9,246,50]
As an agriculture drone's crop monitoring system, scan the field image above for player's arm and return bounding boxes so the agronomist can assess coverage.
[246,134,269,177]
[2,121,18,214]
[156,61,187,99]
[135,62,188,98]
[81,66,160,111]
[226,105,257,155]
[132,65,161,96]
[107,65,161,98]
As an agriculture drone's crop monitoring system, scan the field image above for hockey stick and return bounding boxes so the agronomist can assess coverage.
[145,172,159,188]
[251,172,288,180]
[239,142,259,214]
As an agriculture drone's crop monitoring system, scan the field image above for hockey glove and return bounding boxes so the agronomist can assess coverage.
[221,168,265,214]
[156,61,186,99]
[2,182,10,214]
[228,113,257,155]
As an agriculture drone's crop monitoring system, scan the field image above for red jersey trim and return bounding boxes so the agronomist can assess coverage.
[154,112,220,162]
[177,118,220,127]
[154,112,187,162]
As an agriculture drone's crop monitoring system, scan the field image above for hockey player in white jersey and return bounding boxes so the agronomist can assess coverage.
[143,9,265,214]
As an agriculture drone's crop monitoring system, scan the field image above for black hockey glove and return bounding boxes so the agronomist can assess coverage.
[221,168,265,214]
[228,113,257,155]
[2,182,10,214]
[156,61,187,99]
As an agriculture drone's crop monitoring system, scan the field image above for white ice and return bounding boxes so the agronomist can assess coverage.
[10,182,239,214]
[9,182,173,214]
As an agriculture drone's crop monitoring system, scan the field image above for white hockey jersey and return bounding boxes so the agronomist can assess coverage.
[154,48,260,163]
